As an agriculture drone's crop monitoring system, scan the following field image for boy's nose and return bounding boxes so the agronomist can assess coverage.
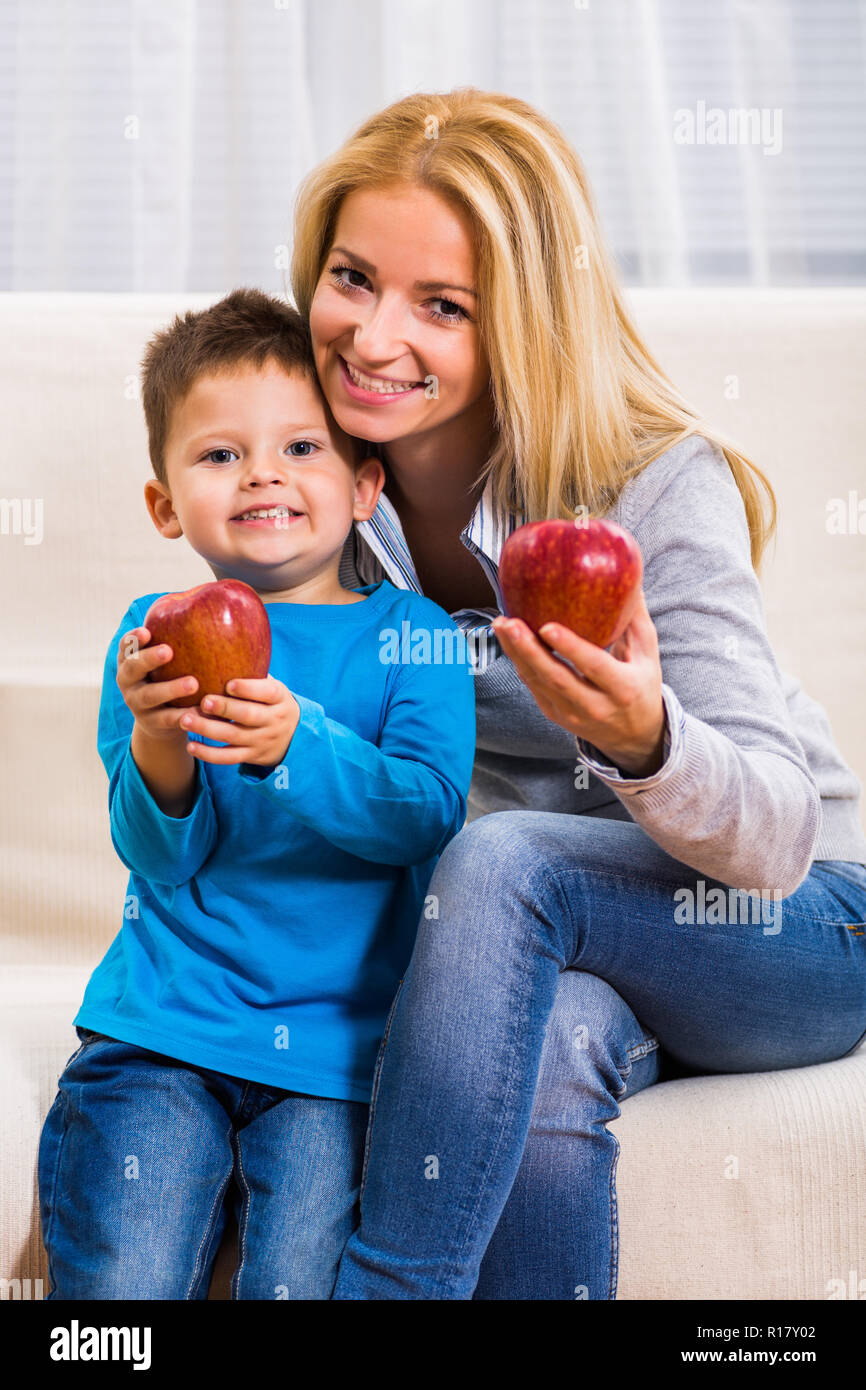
[241,454,291,484]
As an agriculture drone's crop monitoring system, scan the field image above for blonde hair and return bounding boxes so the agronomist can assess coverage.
[291,88,776,572]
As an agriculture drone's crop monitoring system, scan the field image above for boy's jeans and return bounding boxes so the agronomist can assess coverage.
[38,1031,368,1299]
[331,811,866,1300]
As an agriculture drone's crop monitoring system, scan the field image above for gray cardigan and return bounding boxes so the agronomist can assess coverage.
[339,434,866,895]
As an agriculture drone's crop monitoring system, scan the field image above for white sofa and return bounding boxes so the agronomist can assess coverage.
[1,290,864,1301]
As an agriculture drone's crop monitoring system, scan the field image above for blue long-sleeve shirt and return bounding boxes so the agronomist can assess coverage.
[75,578,476,1102]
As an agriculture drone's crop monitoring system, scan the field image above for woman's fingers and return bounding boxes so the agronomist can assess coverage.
[494,617,610,692]
[492,618,607,717]
[537,622,612,685]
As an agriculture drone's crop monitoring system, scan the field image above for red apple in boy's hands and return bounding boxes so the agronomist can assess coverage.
[498,518,644,649]
[143,579,271,708]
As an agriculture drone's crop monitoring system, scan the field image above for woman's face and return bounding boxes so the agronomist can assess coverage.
[308,183,491,448]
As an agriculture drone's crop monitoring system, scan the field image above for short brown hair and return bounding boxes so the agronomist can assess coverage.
[141,287,351,485]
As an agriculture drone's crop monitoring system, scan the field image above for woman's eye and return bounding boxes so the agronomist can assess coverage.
[204,448,237,464]
[428,298,467,324]
[288,440,317,457]
[329,262,468,324]
[329,263,369,293]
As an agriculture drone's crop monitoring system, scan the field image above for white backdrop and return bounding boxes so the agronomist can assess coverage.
[1,0,863,292]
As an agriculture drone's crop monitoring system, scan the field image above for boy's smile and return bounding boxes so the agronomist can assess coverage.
[143,358,384,605]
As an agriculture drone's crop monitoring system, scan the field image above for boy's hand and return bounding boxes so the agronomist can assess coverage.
[117,626,201,744]
[177,676,301,768]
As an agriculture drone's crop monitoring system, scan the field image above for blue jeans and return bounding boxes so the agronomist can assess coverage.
[38,1030,368,1299]
[331,811,866,1300]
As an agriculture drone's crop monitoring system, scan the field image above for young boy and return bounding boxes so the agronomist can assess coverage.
[37,288,476,1300]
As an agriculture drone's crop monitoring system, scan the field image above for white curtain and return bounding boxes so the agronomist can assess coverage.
[1,0,863,291]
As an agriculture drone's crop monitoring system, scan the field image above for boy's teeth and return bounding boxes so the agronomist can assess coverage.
[345,359,418,393]
[236,507,299,520]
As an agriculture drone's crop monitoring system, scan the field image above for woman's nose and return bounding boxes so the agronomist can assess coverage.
[352,293,409,364]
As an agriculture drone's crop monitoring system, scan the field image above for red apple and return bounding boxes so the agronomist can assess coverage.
[498,518,643,649]
[143,579,271,709]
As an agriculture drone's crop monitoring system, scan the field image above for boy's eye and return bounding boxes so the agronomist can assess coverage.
[200,444,318,462]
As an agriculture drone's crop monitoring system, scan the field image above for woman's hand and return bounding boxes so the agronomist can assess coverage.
[490,588,667,777]
[177,676,301,768]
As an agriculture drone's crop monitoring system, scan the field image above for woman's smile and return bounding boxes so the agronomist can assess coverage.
[338,354,425,404]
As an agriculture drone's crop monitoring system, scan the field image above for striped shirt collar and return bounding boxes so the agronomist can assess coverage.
[352,470,525,635]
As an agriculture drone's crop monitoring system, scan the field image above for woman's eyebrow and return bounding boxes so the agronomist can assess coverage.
[414,279,477,298]
[329,246,476,298]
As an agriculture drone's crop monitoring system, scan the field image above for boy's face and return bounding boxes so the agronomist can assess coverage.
[144,359,384,603]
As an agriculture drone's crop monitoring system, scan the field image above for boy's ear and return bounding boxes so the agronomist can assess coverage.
[144,480,183,538]
[352,455,386,522]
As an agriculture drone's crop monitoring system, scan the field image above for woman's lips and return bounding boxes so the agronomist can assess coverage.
[338,354,425,406]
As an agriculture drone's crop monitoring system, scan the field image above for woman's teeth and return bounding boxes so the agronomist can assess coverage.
[344,359,419,394]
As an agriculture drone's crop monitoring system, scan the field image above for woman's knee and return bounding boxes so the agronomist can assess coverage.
[435,811,538,882]
[427,812,570,942]
[531,969,660,1122]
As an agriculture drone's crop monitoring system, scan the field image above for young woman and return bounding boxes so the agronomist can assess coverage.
[290,88,866,1299]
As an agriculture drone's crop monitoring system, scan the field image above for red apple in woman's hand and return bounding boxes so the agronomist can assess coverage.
[498,518,644,649]
[143,579,271,708]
